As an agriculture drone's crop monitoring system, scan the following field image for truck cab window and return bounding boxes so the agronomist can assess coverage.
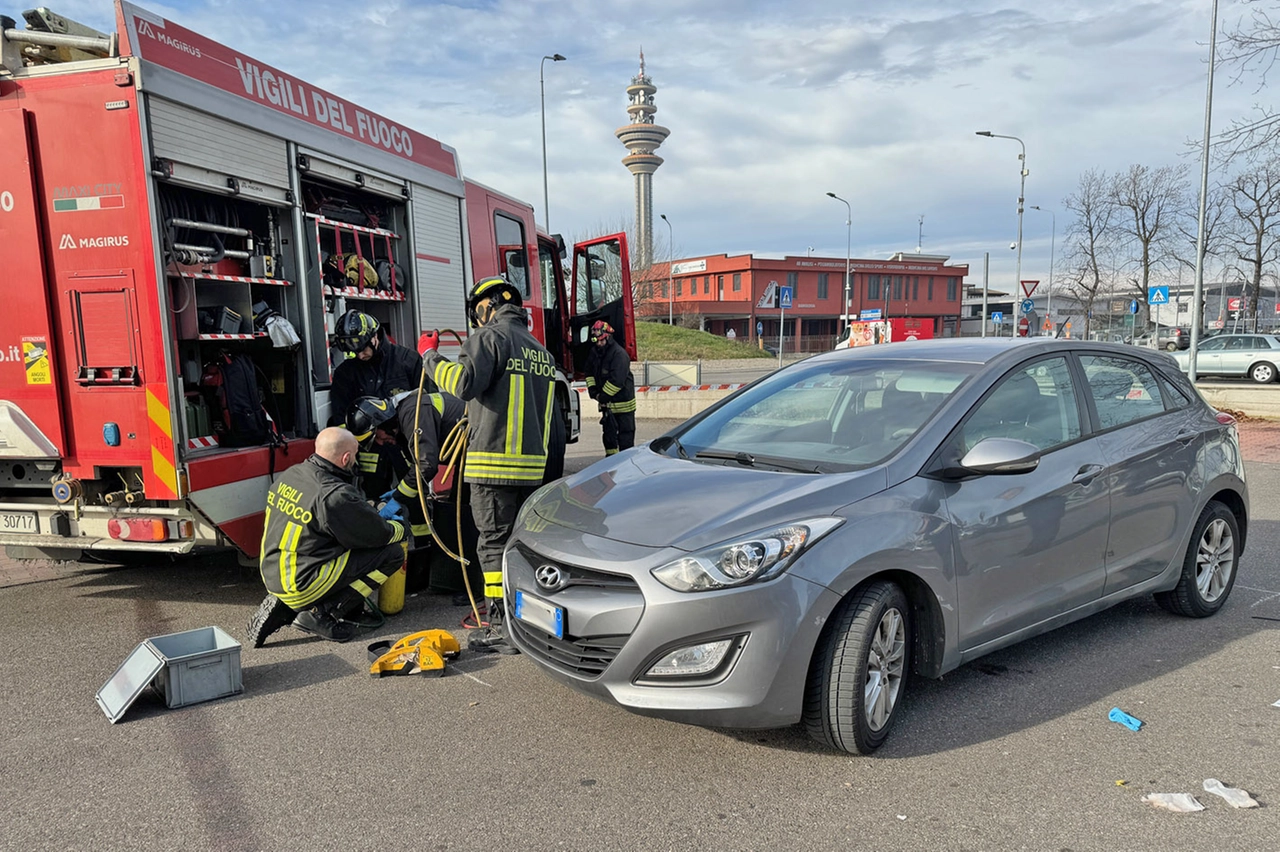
[494,213,530,299]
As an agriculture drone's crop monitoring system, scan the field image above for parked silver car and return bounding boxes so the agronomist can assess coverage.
[1170,333,1280,383]
[506,339,1248,753]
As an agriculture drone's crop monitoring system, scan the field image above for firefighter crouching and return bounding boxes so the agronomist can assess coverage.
[246,427,410,647]
[584,320,636,455]
[345,389,471,589]
[421,275,556,654]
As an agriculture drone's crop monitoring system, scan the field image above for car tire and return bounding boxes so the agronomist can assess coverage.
[1249,361,1276,384]
[804,580,912,754]
[1153,501,1240,618]
[1165,342,1178,351]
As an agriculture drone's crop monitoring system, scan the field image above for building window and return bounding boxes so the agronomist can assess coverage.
[893,276,903,300]
[703,276,710,295]
[676,279,683,297]
[787,271,798,295]
[868,275,880,301]
[718,275,725,299]
[733,273,742,292]
[928,277,935,300]
[661,282,668,298]
[912,277,919,301]
[818,273,829,299]
[947,277,958,301]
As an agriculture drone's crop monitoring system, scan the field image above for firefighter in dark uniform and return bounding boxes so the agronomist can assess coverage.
[330,309,423,495]
[420,275,555,653]
[245,427,409,646]
[584,320,636,455]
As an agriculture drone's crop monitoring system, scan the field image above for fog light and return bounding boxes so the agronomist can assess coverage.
[645,639,735,678]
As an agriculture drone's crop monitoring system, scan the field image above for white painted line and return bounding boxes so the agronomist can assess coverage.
[460,671,492,688]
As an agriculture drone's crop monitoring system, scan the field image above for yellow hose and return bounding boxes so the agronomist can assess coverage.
[409,329,483,630]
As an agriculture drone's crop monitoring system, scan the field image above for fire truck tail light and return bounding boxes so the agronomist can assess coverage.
[171,520,195,540]
[107,518,169,542]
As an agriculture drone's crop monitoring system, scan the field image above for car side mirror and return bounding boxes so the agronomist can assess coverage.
[958,437,1041,475]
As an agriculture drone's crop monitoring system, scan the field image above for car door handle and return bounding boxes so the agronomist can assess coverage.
[1176,430,1197,446]
[1072,464,1104,486]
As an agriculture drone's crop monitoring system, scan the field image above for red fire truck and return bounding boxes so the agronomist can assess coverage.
[0,3,635,561]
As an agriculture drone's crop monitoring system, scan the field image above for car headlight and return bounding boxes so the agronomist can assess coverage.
[651,518,844,592]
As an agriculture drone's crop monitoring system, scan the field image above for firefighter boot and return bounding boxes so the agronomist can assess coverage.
[293,601,359,643]
[468,597,520,655]
[246,593,296,648]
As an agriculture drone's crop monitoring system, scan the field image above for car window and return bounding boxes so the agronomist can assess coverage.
[1200,337,1227,351]
[957,357,1081,454]
[1158,372,1192,410]
[1080,355,1165,430]
[1225,336,1253,350]
[673,359,978,472]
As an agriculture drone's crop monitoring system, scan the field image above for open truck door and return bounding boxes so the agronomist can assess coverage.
[569,234,636,377]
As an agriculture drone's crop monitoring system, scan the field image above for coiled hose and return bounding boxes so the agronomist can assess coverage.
[409,329,485,630]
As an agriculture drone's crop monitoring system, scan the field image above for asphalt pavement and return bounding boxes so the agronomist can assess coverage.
[2,418,1279,851]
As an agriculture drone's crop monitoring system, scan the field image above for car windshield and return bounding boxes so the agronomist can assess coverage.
[659,358,978,473]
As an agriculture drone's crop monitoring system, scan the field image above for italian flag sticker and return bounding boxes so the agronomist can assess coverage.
[53,195,124,212]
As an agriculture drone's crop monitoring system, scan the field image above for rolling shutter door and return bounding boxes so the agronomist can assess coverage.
[148,98,290,201]
[411,184,468,333]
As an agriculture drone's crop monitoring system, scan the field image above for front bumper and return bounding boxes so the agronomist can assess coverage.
[504,532,841,729]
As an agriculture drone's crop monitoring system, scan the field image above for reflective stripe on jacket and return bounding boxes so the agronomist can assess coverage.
[424,304,555,485]
[389,389,465,499]
[259,454,406,609]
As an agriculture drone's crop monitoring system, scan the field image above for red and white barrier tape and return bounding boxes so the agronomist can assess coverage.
[575,383,744,394]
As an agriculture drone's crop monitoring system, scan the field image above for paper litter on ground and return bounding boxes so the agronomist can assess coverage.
[1141,793,1205,813]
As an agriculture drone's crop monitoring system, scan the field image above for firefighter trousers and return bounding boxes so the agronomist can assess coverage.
[470,483,538,602]
[317,541,408,612]
[602,411,636,456]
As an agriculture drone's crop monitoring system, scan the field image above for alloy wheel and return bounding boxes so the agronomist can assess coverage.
[1196,518,1235,603]
[865,607,906,731]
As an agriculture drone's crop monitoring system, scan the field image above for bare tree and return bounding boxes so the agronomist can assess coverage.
[1062,169,1117,338]
[1110,164,1188,314]
[1217,1,1280,160]
[1174,180,1233,327]
[1226,154,1280,328]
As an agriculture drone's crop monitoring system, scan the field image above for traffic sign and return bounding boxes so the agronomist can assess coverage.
[756,321,763,336]
[1129,300,1139,314]
[1148,285,1169,305]
[860,309,882,320]
[1020,298,1034,314]
[1228,296,1242,312]
[779,286,793,310]
[1018,316,1029,337]
[992,311,1003,324]
[1020,280,1039,298]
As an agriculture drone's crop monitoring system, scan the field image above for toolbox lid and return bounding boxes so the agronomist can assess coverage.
[95,640,166,724]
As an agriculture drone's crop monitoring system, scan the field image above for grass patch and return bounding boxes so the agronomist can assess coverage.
[636,322,775,361]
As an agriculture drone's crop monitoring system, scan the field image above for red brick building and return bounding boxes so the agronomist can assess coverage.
[637,252,968,352]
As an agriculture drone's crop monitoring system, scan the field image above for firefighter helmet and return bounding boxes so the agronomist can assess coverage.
[334,310,380,356]
[346,396,397,444]
[590,320,614,343]
[466,275,522,328]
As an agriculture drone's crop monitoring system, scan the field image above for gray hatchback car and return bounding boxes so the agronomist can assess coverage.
[505,339,1248,754]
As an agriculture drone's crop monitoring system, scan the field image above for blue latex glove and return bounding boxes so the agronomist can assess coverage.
[378,489,396,502]
[1108,707,1142,731]
[378,497,405,520]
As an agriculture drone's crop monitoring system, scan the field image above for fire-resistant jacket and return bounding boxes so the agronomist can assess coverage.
[425,303,555,486]
[329,334,423,426]
[388,389,466,501]
[260,453,407,610]
[584,337,636,414]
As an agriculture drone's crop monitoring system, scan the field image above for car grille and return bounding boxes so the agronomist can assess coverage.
[513,543,640,592]
[508,618,627,678]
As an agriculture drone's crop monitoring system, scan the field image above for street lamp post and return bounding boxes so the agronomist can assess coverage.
[540,53,566,233]
[825,192,852,330]
[1029,205,1055,335]
[660,213,674,326]
[976,131,1028,331]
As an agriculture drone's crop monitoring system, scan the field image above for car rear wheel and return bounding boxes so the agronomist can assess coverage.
[1154,501,1240,617]
[1250,361,1276,384]
[1165,341,1178,351]
[804,580,912,754]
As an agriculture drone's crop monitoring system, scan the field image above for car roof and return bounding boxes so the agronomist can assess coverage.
[809,336,1142,367]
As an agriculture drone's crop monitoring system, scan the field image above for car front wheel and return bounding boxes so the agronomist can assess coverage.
[804,580,912,754]
[1154,501,1240,617]
[1165,341,1178,351]
[1250,361,1276,384]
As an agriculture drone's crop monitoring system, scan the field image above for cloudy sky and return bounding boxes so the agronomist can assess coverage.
[51,0,1270,291]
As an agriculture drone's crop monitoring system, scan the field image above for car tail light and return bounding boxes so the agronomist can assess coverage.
[107,518,169,542]
[1215,411,1237,426]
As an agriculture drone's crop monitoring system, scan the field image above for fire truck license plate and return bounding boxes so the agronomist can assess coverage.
[0,512,38,534]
